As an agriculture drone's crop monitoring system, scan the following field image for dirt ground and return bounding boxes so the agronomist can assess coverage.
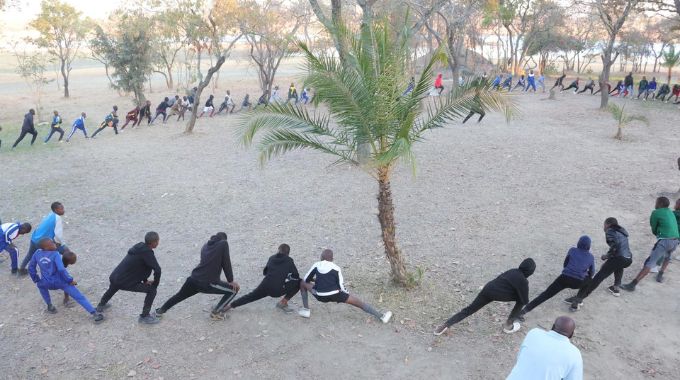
[1,63,680,380]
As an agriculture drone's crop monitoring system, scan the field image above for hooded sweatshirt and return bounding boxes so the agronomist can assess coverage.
[482,258,536,305]
[22,112,35,131]
[28,249,73,286]
[605,225,632,259]
[562,236,595,280]
[190,235,233,284]
[109,242,161,288]
[262,253,299,291]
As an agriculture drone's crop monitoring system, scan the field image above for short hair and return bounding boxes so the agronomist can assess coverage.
[604,217,618,227]
[37,237,54,249]
[657,196,670,208]
[19,223,32,233]
[321,249,333,260]
[278,244,290,255]
[145,231,160,244]
[51,202,63,212]
[215,232,228,241]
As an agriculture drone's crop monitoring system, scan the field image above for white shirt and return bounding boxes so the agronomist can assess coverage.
[53,215,64,245]
[507,328,583,380]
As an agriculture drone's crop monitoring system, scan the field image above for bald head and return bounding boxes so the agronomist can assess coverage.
[552,316,576,339]
[321,249,334,261]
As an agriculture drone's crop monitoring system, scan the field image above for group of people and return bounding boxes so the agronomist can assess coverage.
[1,202,392,326]
[4,83,313,150]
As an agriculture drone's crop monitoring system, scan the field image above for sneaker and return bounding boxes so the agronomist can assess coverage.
[11,268,17,275]
[433,324,448,336]
[17,268,28,276]
[96,303,111,313]
[275,302,294,313]
[380,311,393,324]
[503,321,521,334]
[620,283,636,292]
[569,302,580,312]
[650,265,660,273]
[563,297,577,304]
[47,304,57,314]
[210,311,226,321]
[656,272,664,283]
[155,308,165,317]
[298,307,311,318]
[608,286,621,297]
[138,314,160,324]
[92,312,104,323]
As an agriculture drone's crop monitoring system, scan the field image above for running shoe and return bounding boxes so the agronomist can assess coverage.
[298,308,311,318]
[608,286,620,297]
[380,311,393,324]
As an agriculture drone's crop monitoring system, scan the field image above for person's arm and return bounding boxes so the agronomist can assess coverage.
[515,277,529,305]
[290,260,300,279]
[263,257,270,276]
[604,229,616,258]
[55,252,74,284]
[28,254,40,283]
[337,267,347,293]
[564,352,584,380]
[304,265,317,283]
[53,216,64,245]
[144,253,162,286]
[650,212,658,236]
[563,253,570,268]
[221,242,233,283]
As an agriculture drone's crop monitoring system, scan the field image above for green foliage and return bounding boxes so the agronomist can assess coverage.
[607,103,649,140]
[14,50,53,120]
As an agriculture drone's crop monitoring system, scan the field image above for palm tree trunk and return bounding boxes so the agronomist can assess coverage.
[376,167,408,285]
[615,126,622,140]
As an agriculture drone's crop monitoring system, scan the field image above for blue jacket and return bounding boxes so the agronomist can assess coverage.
[561,236,595,280]
[51,115,62,127]
[72,116,86,129]
[1,222,21,251]
[648,81,657,90]
[31,212,59,244]
[28,249,73,285]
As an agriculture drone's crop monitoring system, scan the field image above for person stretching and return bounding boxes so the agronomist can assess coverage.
[434,258,536,336]
[18,202,66,275]
[91,106,119,138]
[668,84,680,103]
[511,75,525,91]
[501,74,513,91]
[569,218,632,308]
[298,249,392,323]
[636,76,648,99]
[135,100,152,126]
[0,221,31,274]
[199,95,215,118]
[28,238,104,322]
[120,106,140,130]
[624,72,634,98]
[216,91,236,115]
[12,109,37,149]
[434,73,444,94]
[655,83,670,101]
[524,70,537,92]
[150,98,170,124]
[562,78,580,93]
[44,110,64,143]
[622,197,679,290]
[221,243,299,313]
[645,78,657,100]
[462,83,486,124]
[96,232,162,324]
[518,236,594,318]
[155,233,239,320]
[577,79,595,94]
[551,72,566,91]
[287,83,299,104]
[593,81,610,95]
[238,94,252,112]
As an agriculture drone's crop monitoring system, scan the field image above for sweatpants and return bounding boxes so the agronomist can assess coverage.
[19,241,39,270]
[159,277,237,312]
[524,274,586,312]
[150,111,167,124]
[230,278,300,308]
[578,86,594,94]
[91,123,118,137]
[134,112,151,126]
[3,245,19,271]
[98,282,157,317]
[12,128,37,148]
[120,117,137,130]
[576,256,632,300]
[67,125,88,140]
[444,289,522,327]
[563,84,578,92]
[38,281,95,313]
[462,109,485,123]
[44,127,64,142]
[524,80,536,92]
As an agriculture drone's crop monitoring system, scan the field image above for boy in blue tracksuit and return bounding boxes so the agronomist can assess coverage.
[491,74,502,90]
[18,202,67,275]
[66,112,88,142]
[524,70,537,92]
[501,74,513,91]
[1,221,32,273]
[44,110,64,143]
[28,238,103,322]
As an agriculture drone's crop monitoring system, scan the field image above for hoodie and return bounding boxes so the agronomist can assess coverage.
[109,242,161,288]
[562,236,595,280]
[21,112,35,131]
[190,235,233,284]
[28,249,73,285]
[482,258,536,305]
[605,226,632,259]
[262,253,299,291]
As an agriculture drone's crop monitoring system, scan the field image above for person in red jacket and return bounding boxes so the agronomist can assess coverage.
[434,73,444,95]
[120,106,140,130]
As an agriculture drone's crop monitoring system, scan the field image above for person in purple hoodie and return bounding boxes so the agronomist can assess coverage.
[517,236,594,319]
[28,238,103,323]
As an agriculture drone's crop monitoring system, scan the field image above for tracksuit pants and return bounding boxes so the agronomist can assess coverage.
[12,128,38,148]
[37,280,96,313]
[44,127,64,142]
[98,282,157,317]
[159,276,238,313]
[524,274,586,312]
[67,125,88,140]
[444,289,522,327]
[91,123,118,137]
[575,256,632,301]
[230,278,300,309]
[3,245,19,271]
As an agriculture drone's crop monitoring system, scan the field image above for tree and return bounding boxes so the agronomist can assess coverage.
[608,103,648,140]
[240,0,305,99]
[90,12,155,105]
[238,21,513,285]
[661,45,680,84]
[29,0,90,98]
[14,48,53,121]
[151,8,187,90]
[594,0,640,109]
[180,0,242,133]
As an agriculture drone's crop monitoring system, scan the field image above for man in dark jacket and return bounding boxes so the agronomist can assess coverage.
[221,243,299,313]
[518,236,594,318]
[96,232,162,324]
[570,218,632,308]
[155,232,240,320]
[12,109,38,148]
[434,258,536,336]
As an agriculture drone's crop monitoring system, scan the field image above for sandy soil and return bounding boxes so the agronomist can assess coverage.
[1,65,680,380]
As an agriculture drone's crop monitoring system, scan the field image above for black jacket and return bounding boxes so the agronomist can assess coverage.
[22,112,35,131]
[109,242,161,288]
[262,253,299,289]
[482,258,536,305]
[190,235,233,283]
[624,74,634,86]
[605,226,632,259]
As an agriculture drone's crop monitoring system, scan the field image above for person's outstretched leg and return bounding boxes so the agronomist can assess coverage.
[29,130,37,145]
[96,284,120,310]
[437,292,492,333]
[7,245,19,273]
[44,129,55,143]
[523,276,569,313]
[12,130,28,148]
[575,260,615,301]
[614,257,632,286]
[226,282,268,310]
[462,111,474,124]
[477,110,486,122]
[63,284,96,313]
[38,284,52,306]
[344,294,389,322]
[55,128,64,141]
[156,278,200,313]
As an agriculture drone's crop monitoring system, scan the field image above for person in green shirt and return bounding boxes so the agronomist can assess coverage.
[622,197,680,291]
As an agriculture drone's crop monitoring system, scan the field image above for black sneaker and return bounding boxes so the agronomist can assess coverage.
[569,301,581,312]
[138,314,160,324]
[564,297,577,304]
[17,268,28,276]
[92,313,104,323]
[96,303,111,313]
[11,269,17,275]
[47,304,57,314]
[656,272,664,283]
[620,283,636,292]
[608,286,620,297]
[155,308,165,318]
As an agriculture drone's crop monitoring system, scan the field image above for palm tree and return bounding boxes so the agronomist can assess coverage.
[608,103,648,140]
[661,45,680,85]
[238,21,514,285]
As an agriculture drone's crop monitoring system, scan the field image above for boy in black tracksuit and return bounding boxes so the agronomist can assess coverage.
[223,244,300,313]
[155,233,240,320]
[96,232,162,324]
[434,258,536,336]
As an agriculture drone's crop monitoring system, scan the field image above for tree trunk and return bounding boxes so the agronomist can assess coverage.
[668,66,672,85]
[60,59,69,98]
[615,126,622,140]
[376,167,408,285]
[185,55,226,133]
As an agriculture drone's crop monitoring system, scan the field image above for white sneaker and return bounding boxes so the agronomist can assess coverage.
[298,308,311,318]
[650,265,660,273]
[380,311,393,324]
